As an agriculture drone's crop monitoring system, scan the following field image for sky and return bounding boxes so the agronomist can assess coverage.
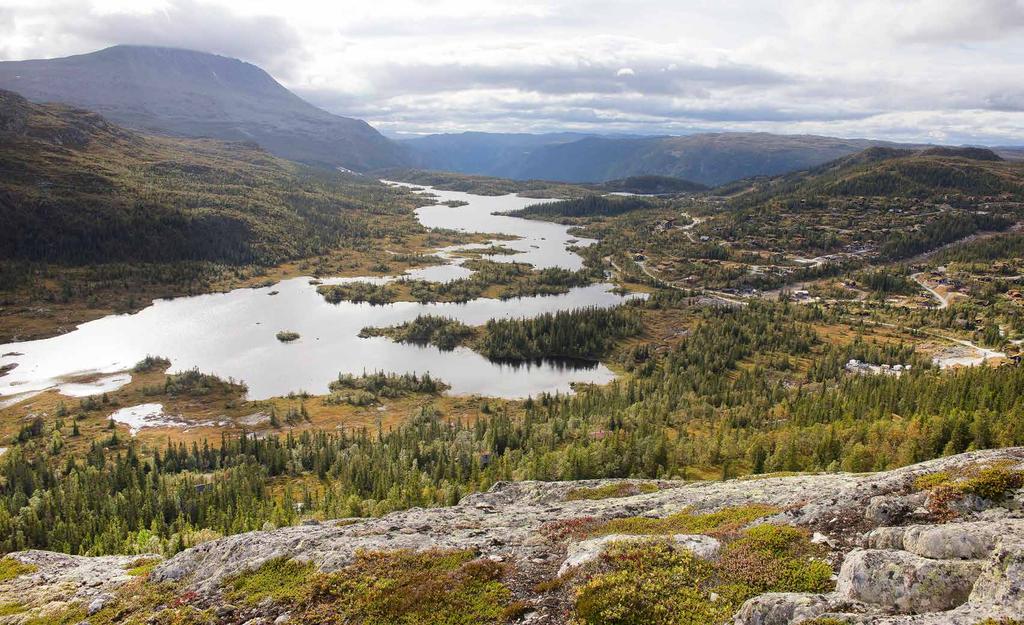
[2,0,1023,144]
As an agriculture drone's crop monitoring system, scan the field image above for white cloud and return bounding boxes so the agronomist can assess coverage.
[1,0,1023,143]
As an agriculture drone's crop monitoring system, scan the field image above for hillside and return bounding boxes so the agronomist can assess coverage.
[592,174,708,194]
[1,449,1021,625]
[405,131,926,185]
[0,89,418,264]
[0,45,408,171]
[728,146,1024,206]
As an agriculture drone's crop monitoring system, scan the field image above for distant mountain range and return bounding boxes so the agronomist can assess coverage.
[2,45,1020,187]
[0,45,408,171]
[403,132,948,186]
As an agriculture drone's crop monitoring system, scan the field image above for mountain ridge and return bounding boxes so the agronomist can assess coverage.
[0,88,417,265]
[403,131,939,185]
[0,45,409,171]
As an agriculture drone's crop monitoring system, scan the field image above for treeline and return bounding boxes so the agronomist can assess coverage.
[936,233,1024,265]
[879,212,1012,260]
[478,306,643,361]
[5,301,1024,558]
[319,261,601,305]
[325,371,449,406]
[362,306,643,361]
[508,195,657,219]
[859,269,919,297]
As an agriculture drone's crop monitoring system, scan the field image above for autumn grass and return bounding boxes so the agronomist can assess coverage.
[226,557,317,605]
[0,602,27,616]
[588,504,781,538]
[225,549,516,625]
[125,557,162,577]
[565,482,660,502]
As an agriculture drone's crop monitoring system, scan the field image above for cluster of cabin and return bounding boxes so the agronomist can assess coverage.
[845,359,912,376]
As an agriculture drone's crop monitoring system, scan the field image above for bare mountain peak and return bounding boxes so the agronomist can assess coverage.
[0,46,407,171]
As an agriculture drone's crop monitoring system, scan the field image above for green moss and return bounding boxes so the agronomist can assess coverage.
[565,483,660,501]
[973,620,1024,625]
[913,471,952,491]
[226,557,317,605]
[0,602,27,616]
[23,605,88,625]
[573,541,728,625]
[571,525,834,625]
[0,557,38,582]
[51,578,218,625]
[590,504,781,538]
[715,525,833,595]
[126,557,161,577]
[800,619,851,625]
[297,549,512,625]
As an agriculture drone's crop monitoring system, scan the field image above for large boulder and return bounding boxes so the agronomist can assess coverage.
[966,534,1024,612]
[731,592,830,625]
[901,524,997,561]
[836,549,984,614]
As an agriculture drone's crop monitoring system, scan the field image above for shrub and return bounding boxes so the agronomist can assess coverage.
[571,525,834,625]
[565,483,659,501]
[276,331,301,342]
[226,557,316,605]
[132,355,171,373]
[918,465,1024,517]
[0,557,37,583]
[574,540,728,625]
[715,525,833,594]
[590,504,781,538]
[297,549,512,625]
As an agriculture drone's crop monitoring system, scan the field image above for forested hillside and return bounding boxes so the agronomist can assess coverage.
[728,147,1024,207]
[0,89,419,265]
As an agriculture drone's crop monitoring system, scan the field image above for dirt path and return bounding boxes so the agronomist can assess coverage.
[679,212,706,243]
[911,272,950,309]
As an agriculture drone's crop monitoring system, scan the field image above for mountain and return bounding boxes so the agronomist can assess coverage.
[727,145,1024,206]
[0,89,416,264]
[591,175,709,194]
[402,131,597,176]
[0,45,408,171]
[404,131,927,186]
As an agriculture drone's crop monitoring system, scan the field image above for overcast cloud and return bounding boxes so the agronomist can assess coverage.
[1,0,1023,144]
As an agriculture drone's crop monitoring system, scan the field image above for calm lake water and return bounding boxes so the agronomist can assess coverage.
[0,184,637,401]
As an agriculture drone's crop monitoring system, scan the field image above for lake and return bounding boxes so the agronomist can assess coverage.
[0,184,637,401]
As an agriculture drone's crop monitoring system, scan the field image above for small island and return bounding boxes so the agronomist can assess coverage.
[275,330,300,342]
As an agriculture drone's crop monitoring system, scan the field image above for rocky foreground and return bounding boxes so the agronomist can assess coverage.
[1,448,1023,624]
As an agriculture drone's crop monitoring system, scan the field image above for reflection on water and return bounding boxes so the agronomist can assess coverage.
[0,185,636,400]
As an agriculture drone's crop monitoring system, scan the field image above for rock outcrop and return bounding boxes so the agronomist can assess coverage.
[1,448,1022,625]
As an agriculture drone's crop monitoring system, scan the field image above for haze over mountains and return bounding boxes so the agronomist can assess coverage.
[0,45,408,172]
[402,132,944,187]
[2,45,1020,187]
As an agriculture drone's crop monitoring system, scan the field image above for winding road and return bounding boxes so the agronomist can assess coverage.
[911,272,951,309]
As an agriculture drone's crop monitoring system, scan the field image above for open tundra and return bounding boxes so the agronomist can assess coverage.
[1,448,1022,624]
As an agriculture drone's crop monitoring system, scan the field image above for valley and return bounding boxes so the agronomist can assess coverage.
[1,29,1024,625]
